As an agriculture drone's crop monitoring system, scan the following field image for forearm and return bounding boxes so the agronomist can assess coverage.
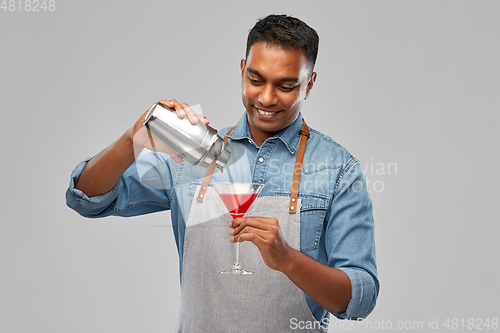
[75,128,136,197]
[281,248,351,314]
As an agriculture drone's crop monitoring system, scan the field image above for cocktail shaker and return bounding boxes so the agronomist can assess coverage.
[143,102,231,169]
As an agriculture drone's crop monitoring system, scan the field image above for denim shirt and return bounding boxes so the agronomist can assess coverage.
[66,111,379,324]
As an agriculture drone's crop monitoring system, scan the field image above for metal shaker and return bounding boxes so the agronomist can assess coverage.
[143,102,231,169]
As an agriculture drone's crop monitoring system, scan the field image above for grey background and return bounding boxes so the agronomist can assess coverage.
[1,0,499,332]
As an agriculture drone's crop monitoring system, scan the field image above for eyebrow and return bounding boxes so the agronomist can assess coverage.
[247,68,299,83]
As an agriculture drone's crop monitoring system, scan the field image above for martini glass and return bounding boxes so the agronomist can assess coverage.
[212,182,265,274]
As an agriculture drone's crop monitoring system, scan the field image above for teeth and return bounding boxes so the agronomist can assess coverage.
[257,108,278,116]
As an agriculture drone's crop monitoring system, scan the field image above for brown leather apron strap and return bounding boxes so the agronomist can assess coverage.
[197,121,309,213]
[197,126,235,201]
[289,121,309,213]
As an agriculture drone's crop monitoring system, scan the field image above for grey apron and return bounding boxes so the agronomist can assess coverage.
[176,189,326,332]
[175,122,326,332]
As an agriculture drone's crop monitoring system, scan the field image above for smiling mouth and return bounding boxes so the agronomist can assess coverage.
[256,107,281,116]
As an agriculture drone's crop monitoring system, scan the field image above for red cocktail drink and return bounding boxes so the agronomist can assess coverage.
[212,182,265,274]
[218,193,259,219]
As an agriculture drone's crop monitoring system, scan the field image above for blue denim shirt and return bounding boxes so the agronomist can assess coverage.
[66,111,379,323]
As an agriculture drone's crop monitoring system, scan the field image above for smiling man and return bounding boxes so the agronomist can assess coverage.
[241,40,316,145]
[67,14,378,332]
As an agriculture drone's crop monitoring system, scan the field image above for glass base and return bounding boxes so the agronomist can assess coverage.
[218,263,254,275]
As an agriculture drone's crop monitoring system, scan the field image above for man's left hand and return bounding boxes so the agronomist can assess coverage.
[229,217,294,272]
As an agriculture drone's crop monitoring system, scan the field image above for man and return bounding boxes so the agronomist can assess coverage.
[67,14,378,332]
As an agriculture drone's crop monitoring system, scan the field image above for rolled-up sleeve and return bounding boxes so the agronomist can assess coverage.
[66,152,174,218]
[326,158,379,320]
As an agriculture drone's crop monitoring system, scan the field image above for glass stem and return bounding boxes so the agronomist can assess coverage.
[232,214,244,269]
[234,241,240,268]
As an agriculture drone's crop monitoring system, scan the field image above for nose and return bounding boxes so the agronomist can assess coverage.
[258,84,278,107]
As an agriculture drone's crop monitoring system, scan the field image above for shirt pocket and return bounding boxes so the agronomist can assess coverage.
[188,181,203,201]
[275,191,329,252]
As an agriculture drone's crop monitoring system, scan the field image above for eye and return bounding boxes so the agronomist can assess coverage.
[248,77,263,85]
[279,85,295,92]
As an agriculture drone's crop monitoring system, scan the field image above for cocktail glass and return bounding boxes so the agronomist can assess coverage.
[212,182,265,274]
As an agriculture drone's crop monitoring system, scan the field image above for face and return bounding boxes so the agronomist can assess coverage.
[240,41,316,145]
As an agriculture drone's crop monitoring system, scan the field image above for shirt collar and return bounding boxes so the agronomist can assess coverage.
[227,111,304,155]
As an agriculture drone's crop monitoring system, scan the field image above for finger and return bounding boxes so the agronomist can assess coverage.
[231,225,268,239]
[165,99,187,118]
[168,99,189,120]
[231,217,276,235]
[179,103,199,125]
[231,227,268,245]
[187,105,208,125]
[201,115,210,125]
[159,99,207,125]
[169,100,200,125]
[158,99,174,110]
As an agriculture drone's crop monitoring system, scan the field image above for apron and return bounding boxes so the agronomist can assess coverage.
[176,122,326,333]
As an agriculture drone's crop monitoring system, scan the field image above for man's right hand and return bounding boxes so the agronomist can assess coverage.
[75,99,207,197]
[130,99,210,163]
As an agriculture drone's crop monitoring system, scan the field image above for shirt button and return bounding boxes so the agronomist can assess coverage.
[248,139,252,144]
[258,157,264,163]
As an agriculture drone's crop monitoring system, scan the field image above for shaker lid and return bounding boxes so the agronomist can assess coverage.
[215,146,231,169]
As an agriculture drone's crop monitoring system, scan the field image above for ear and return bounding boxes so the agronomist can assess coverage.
[305,72,317,99]
[240,59,246,77]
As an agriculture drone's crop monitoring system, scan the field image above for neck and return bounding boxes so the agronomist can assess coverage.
[250,130,280,147]
[246,120,280,147]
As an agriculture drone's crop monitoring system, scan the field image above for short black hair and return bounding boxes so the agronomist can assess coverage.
[246,14,320,72]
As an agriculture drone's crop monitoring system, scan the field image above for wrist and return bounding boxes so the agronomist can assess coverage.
[279,247,300,275]
[125,127,135,143]
[118,128,137,164]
